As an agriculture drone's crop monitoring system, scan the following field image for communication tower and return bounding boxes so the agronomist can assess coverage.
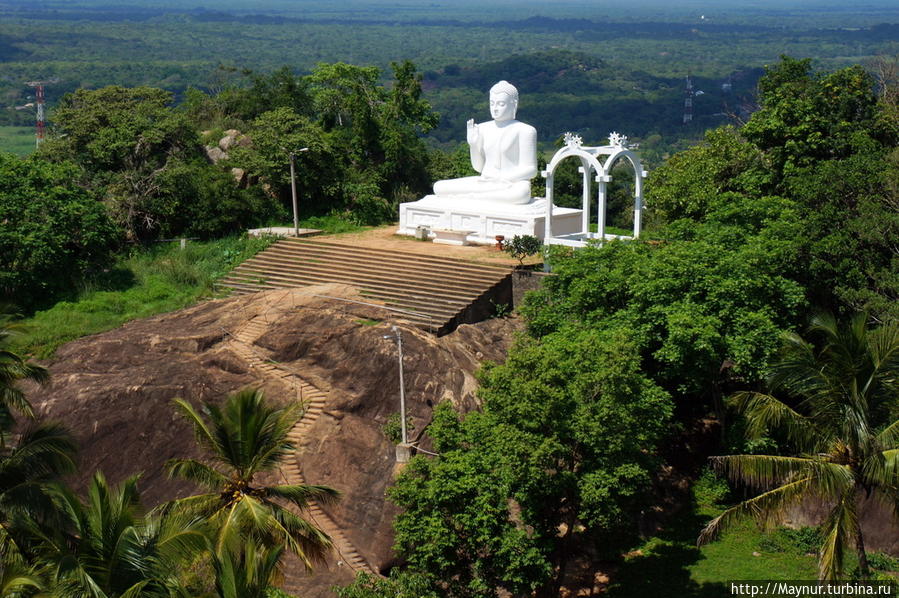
[26,80,48,147]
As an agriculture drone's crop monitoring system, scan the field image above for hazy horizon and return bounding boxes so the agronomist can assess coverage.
[3,0,899,28]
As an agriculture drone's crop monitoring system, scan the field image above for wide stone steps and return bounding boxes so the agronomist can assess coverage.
[261,242,505,285]
[276,238,506,279]
[225,315,376,590]
[218,239,511,333]
[232,256,489,301]
[226,269,471,311]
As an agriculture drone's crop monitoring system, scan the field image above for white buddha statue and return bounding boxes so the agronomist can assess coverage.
[433,80,537,205]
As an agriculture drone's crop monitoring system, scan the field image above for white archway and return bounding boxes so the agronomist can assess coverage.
[542,132,647,247]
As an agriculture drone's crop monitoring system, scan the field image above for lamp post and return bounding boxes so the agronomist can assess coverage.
[383,325,410,462]
[289,147,309,237]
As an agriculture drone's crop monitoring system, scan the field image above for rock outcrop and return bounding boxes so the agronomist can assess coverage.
[28,285,518,596]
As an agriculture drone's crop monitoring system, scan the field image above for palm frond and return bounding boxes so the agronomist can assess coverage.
[864,448,899,490]
[147,511,209,572]
[0,563,43,595]
[728,391,817,447]
[1,422,78,477]
[213,500,247,557]
[266,502,333,569]
[817,488,857,581]
[698,477,813,546]
[165,458,230,491]
[767,331,831,402]
[862,318,899,394]
[0,310,48,420]
[710,454,851,495]
[157,493,223,520]
[264,483,341,509]
[246,439,296,477]
[118,581,150,598]
[0,386,34,420]
[875,418,899,449]
[171,398,222,457]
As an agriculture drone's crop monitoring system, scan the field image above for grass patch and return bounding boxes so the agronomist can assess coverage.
[606,469,818,597]
[12,234,277,358]
[0,126,37,156]
[589,223,634,236]
[355,318,382,326]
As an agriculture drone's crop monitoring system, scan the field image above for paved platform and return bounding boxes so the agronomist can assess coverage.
[315,225,540,268]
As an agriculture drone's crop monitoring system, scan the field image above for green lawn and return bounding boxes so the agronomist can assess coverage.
[606,474,818,597]
[12,234,277,358]
[0,126,37,156]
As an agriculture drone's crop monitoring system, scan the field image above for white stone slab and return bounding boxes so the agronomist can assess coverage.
[398,196,582,246]
[432,229,476,246]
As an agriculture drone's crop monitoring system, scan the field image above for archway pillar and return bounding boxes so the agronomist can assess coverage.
[541,170,555,241]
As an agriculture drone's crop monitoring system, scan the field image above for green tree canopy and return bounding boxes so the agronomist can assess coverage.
[524,193,806,406]
[389,327,672,597]
[43,86,277,240]
[0,153,119,309]
[647,56,899,320]
[230,61,438,224]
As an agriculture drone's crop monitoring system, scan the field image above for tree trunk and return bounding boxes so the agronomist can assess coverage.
[854,519,870,578]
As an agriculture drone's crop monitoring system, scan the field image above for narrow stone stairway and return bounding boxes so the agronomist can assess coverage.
[225,310,376,592]
[218,238,512,334]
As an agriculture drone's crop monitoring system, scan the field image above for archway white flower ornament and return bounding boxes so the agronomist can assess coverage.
[608,131,628,148]
[563,132,583,148]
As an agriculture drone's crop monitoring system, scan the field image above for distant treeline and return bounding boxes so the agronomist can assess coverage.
[3,5,898,41]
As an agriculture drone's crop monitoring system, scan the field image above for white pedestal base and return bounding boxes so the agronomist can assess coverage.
[397,195,582,246]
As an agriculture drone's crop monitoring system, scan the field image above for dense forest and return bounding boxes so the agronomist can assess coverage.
[2,1,899,596]
[2,0,899,158]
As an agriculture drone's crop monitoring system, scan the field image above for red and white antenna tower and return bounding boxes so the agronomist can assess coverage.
[26,80,49,147]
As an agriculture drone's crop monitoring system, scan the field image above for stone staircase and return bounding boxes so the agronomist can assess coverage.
[225,312,376,590]
[218,238,512,334]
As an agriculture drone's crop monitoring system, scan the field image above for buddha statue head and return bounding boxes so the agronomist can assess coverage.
[489,80,519,122]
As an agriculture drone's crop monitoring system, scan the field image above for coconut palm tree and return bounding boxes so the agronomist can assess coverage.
[208,538,284,598]
[35,471,204,598]
[165,388,338,570]
[0,562,43,596]
[0,307,48,436]
[698,313,899,580]
[0,422,77,566]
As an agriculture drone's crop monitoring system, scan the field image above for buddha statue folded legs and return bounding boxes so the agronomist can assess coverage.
[432,176,532,204]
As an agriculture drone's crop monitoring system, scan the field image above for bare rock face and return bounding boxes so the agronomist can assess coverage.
[255,299,514,581]
[219,129,251,151]
[205,145,227,164]
[27,285,518,596]
[218,129,241,151]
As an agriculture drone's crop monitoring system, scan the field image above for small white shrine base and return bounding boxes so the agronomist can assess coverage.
[397,195,582,246]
